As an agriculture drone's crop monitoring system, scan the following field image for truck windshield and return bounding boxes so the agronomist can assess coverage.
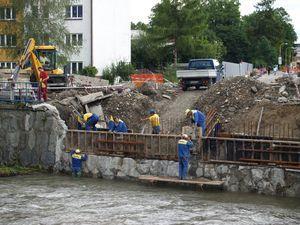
[189,60,214,70]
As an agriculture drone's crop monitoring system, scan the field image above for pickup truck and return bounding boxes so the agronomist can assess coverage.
[176,59,222,91]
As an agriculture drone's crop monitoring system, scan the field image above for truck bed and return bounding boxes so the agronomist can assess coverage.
[176,69,217,78]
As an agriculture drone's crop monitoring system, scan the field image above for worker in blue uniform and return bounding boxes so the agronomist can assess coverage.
[185,109,206,137]
[106,115,115,131]
[178,134,194,180]
[113,117,128,133]
[83,113,99,131]
[70,149,87,177]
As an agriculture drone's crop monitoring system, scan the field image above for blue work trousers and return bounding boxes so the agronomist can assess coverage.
[179,157,189,180]
[72,167,82,177]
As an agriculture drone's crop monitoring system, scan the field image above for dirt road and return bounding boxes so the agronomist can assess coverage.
[159,89,204,134]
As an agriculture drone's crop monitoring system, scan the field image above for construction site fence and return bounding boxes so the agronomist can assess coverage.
[0,81,40,104]
[65,130,300,169]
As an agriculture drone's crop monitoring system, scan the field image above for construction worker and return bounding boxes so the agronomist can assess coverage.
[178,134,194,180]
[69,149,87,177]
[38,67,49,101]
[39,52,50,66]
[83,113,99,131]
[141,109,161,134]
[185,109,206,137]
[113,117,128,133]
[77,112,85,130]
[107,115,115,131]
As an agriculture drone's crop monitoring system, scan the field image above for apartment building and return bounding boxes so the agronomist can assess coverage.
[0,0,19,69]
[64,0,131,75]
[0,0,131,75]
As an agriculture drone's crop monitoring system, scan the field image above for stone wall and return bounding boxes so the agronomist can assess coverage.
[0,104,67,169]
[58,153,300,198]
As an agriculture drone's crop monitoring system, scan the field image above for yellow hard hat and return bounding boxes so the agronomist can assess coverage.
[185,109,191,116]
[75,149,81,154]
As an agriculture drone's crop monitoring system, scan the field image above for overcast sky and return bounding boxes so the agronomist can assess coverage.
[129,0,300,42]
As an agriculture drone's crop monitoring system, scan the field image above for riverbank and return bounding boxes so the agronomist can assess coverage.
[0,166,41,177]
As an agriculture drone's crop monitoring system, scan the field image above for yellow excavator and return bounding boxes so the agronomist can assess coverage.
[11,38,67,87]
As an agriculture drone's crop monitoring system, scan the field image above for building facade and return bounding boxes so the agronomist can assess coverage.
[65,0,131,75]
[0,0,131,75]
[0,0,19,69]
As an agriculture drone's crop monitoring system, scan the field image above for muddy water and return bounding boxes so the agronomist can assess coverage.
[0,175,299,225]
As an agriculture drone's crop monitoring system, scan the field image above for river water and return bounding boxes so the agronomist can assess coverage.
[0,175,299,225]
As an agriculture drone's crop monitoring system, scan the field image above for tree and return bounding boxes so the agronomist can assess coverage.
[11,0,77,65]
[242,0,297,66]
[204,0,250,63]
[148,0,224,65]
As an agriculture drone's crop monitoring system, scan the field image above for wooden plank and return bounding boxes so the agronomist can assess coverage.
[138,175,224,187]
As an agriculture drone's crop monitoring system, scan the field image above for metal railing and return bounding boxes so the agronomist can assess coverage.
[65,130,300,169]
[230,121,299,140]
[0,81,40,104]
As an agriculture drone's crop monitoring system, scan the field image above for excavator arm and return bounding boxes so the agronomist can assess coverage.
[11,38,42,82]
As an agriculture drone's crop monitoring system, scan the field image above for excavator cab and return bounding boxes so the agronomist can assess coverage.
[35,47,57,72]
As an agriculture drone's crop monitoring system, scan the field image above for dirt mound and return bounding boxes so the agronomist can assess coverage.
[193,76,274,122]
[101,92,155,132]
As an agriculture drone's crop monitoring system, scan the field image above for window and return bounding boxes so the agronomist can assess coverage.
[0,8,16,20]
[66,5,83,19]
[0,34,17,47]
[70,62,83,74]
[66,33,83,46]
[0,62,17,69]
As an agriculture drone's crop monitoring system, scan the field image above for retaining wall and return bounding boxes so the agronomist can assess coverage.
[0,104,67,169]
[58,153,300,198]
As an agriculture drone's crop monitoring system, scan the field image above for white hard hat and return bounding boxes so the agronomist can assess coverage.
[185,109,191,116]
[182,134,189,139]
[75,149,81,154]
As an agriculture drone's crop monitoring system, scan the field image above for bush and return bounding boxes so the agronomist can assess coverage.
[81,65,98,77]
[163,65,178,83]
[102,61,135,84]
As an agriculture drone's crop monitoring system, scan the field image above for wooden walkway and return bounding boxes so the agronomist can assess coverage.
[138,176,224,190]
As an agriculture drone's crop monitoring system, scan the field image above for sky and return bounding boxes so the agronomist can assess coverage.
[129,0,300,43]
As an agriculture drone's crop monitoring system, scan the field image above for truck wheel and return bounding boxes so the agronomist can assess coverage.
[207,78,213,88]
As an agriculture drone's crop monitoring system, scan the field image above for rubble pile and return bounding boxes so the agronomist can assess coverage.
[101,92,155,132]
[193,77,270,121]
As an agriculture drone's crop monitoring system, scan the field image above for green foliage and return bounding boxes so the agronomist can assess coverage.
[81,66,98,77]
[11,0,78,61]
[132,0,297,69]
[205,0,250,63]
[163,65,178,83]
[243,0,297,65]
[0,165,40,177]
[102,61,136,84]
[131,22,148,31]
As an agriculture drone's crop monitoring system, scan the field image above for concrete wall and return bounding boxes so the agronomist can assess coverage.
[58,154,300,198]
[0,104,67,169]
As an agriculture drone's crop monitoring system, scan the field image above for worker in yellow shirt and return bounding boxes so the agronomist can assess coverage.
[141,109,161,134]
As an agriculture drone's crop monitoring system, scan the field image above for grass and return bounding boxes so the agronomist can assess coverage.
[0,165,41,177]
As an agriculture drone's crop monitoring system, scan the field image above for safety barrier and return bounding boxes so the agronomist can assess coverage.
[0,81,40,104]
[65,130,300,169]
[130,74,164,88]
